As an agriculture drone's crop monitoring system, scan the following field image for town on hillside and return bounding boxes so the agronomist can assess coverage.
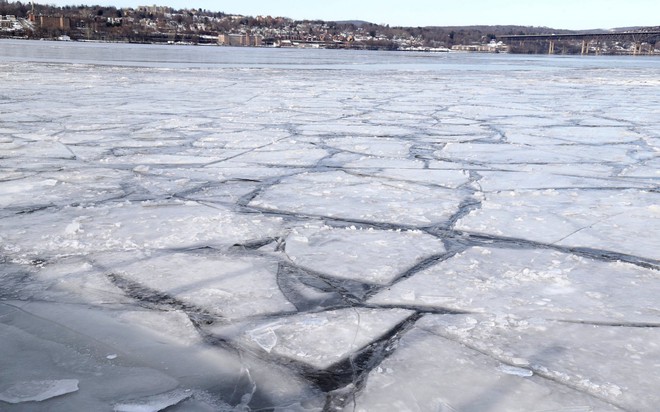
[0,2,658,54]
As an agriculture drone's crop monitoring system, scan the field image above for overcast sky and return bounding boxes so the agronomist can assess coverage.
[44,0,659,30]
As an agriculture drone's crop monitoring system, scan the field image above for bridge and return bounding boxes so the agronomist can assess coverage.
[498,27,660,55]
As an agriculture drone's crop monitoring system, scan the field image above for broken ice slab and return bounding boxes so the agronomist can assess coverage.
[284,224,445,285]
[113,388,192,412]
[203,160,306,181]
[475,169,654,191]
[97,151,231,167]
[229,141,328,167]
[491,163,618,179]
[193,128,291,150]
[415,314,660,411]
[447,103,543,119]
[0,200,283,259]
[206,307,415,371]
[178,180,261,205]
[367,168,471,189]
[325,153,424,169]
[0,380,79,404]
[504,125,644,145]
[0,168,128,211]
[423,122,501,141]
[297,123,414,138]
[325,136,412,158]
[369,246,660,323]
[107,252,296,319]
[0,139,74,160]
[249,170,469,226]
[620,157,660,181]
[455,188,660,261]
[335,155,472,189]
[439,141,639,165]
[0,256,131,306]
[348,316,621,412]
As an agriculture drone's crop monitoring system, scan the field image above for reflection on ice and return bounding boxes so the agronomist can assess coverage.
[1,42,659,410]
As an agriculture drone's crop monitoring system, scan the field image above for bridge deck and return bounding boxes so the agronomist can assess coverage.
[498,28,660,42]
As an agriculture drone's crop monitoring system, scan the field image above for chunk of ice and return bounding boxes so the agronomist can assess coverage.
[497,364,533,377]
[113,388,192,412]
[248,327,278,353]
[0,379,79,403]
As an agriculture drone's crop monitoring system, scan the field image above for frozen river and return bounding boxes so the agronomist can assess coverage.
[1,39,659,411]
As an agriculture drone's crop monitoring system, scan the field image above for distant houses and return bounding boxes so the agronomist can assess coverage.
[0,14,24,31]
[451,40,508,53]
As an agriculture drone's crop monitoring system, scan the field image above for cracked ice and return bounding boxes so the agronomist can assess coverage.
[0,40,659,411]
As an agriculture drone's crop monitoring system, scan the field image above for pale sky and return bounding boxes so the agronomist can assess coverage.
[45,0,660,30]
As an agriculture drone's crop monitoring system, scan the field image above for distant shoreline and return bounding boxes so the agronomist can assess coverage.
[1,5,657,55]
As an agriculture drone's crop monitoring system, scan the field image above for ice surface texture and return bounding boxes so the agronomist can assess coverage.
[0,380,79,403]
[0,41,659,411]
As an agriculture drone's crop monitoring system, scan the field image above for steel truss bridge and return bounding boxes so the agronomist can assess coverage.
[498,27,660,55]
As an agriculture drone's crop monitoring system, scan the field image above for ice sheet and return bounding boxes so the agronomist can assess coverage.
[1,43,658,411]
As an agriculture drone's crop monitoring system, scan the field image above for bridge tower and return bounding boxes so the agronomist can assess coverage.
[581,40,589,55]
